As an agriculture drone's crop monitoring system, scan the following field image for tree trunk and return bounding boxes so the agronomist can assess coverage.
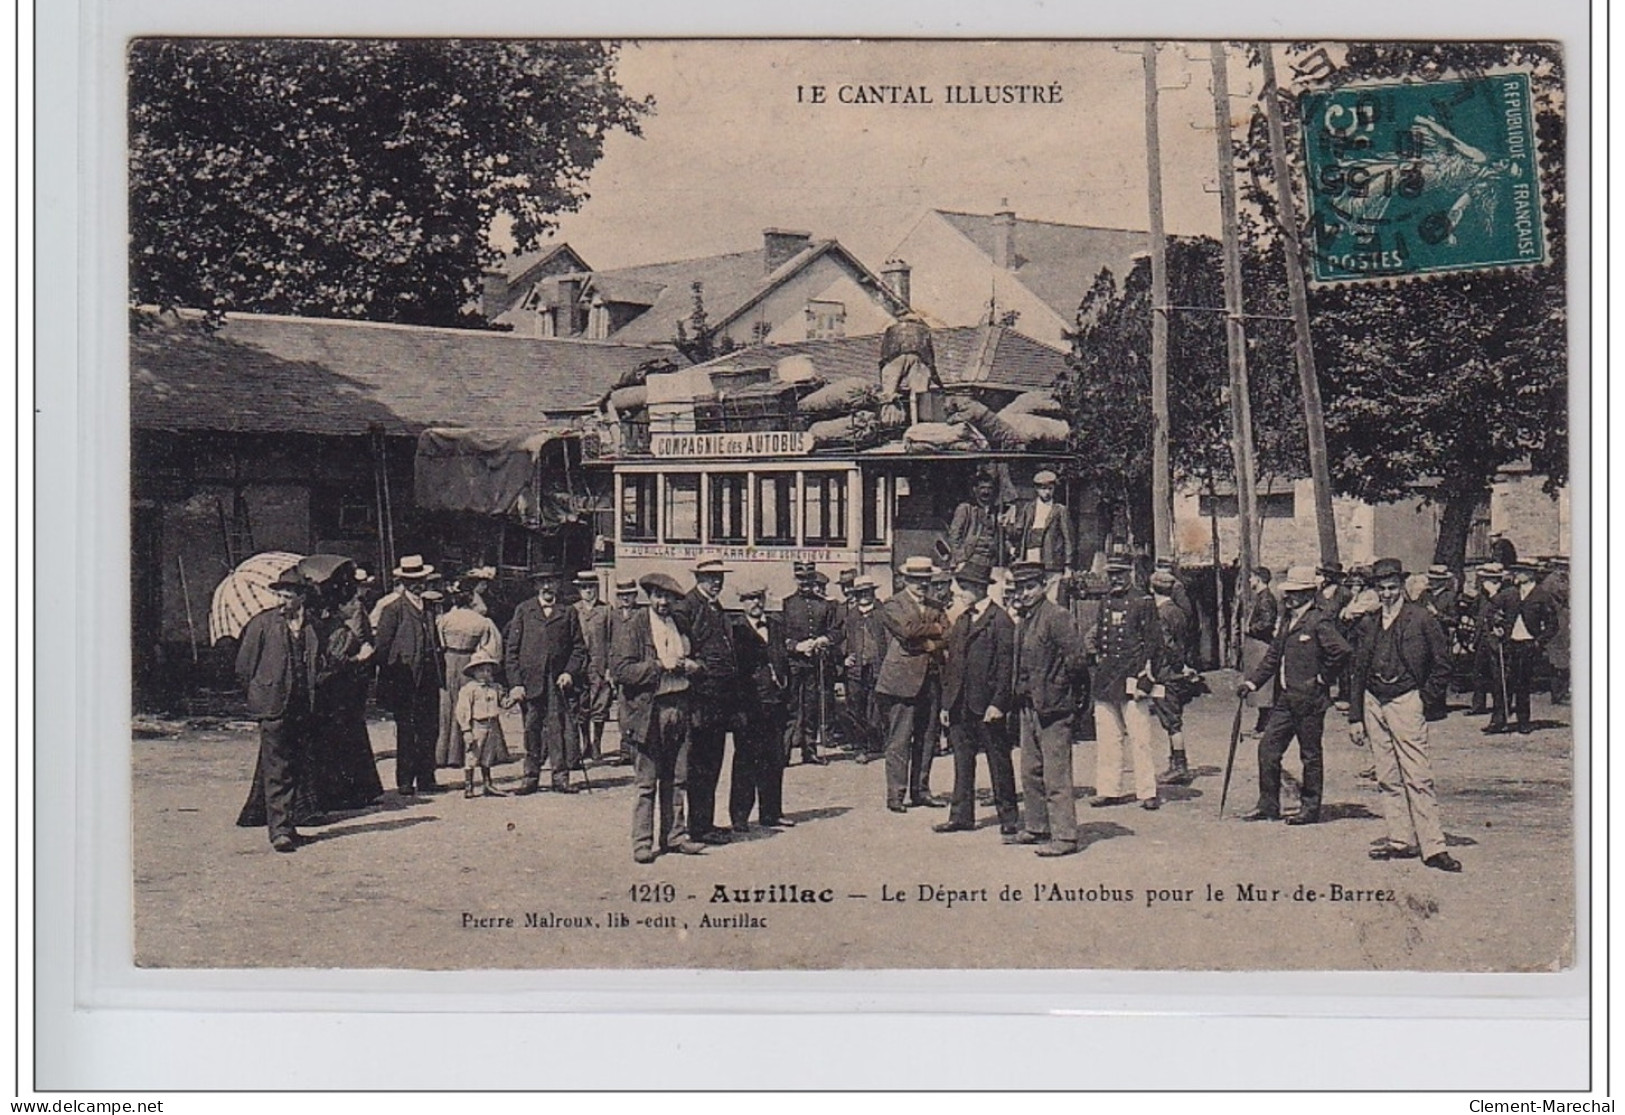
[1433,485,1484,570]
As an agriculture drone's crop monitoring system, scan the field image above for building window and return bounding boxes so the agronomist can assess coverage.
[1197,490,1298,519]
[709,473,748,544]
[311,485,375,541]
[805,300,847,340]
[862,472,889,545]
[756,473,797,546]
[663,473,701,543]
[621,474,658,541]
[803,471,849,546]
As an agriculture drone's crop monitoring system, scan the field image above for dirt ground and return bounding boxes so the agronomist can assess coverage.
[132,674,1576,971]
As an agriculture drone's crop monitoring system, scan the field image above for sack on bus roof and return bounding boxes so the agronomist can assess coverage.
[903,421,981,451]
[1000,412,1071,449]
[799,376,879,418]
[1000,391,1067,420]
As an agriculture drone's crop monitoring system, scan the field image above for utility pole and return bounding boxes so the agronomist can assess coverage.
[1143,41,1173,561]
[1257,42,1340,566]
[1210,41,1258,655]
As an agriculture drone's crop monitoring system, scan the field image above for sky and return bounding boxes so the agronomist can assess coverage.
[529,40,1276,272]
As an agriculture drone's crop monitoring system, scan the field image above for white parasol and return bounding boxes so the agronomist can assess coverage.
[207,551,304,644]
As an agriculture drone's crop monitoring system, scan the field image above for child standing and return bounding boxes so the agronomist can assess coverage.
[455,650,511,798]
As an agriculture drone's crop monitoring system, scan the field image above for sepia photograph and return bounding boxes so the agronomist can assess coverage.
[124,36,1574,974]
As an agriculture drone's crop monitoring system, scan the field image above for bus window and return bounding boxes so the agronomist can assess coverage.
[803,471,849,546]
[709,473,747,544]
[756,472,796,546]
[664,473,701,543]
[621,474,658,541]
[862,472,889,545]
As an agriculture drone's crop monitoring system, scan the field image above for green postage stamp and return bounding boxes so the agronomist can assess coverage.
[1300,72,1546,283]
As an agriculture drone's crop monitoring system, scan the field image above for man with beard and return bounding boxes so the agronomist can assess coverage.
[1008,560,1088,855]
[1089,554,1164,812]
[933,558,1018,838]
[373,555,446,796]
[503,565,587,794]
[842,576,887,763]
[571,572,614,764]
[675,559,740,844]
[730,585,792,832]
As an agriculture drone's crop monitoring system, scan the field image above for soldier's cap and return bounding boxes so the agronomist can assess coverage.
[1427,564,1451,579]
[573,570,600,586]
[1371,557,1406,583]
[1149,570,1176,592]
[1104,554,1134,573]
[850,576,879,594]
[736,585,768,601]
[693,558,733,576]
[1010,560,1048,585]
[1032,469,1059,486]
[1280,566,1319,592]
[793,561,818,580]
[898,556,937,579]
[954,559,994,587]
[1477,562,1506,579]
[638,572,684,598]
[614,579,639,594]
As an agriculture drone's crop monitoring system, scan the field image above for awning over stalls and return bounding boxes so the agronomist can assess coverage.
[414,427,590,530]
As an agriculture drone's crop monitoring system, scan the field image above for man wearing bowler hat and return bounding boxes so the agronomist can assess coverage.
[1009,560,1088,855]
[613,572,706,862]
[503,564,588,794]
[934,558,1018,837]
[234,564,323,851]
[1238,565,1350,824]
[1347,558,1460,871]
[373,555,447,796]
[730,584,792,831]
[676,558,740,843]
[875,556,950,811]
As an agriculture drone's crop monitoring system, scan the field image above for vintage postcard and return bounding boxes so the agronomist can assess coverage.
[127,38,1573,972]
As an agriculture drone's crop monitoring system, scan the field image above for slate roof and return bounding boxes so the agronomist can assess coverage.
[131,311,682,438]
[496,239,905,343]
[492,242,590,285]
[934,209,1148,322]
[690,323,1068,394]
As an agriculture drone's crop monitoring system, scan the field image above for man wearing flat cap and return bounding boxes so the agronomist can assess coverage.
[1006,469,1076,601]
[875,556,950,811]
[1347,559,1460,871]
[612,572,705,862]
[1238,566,1350,825]
[234,565,323,851]
[675,559,740,843]
[503,564,588,794]
[373,555,447,796]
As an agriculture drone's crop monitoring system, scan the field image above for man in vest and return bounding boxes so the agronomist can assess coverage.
[1006,469,1075,601]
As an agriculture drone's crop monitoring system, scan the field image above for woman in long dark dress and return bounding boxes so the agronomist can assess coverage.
[309,590,386,810]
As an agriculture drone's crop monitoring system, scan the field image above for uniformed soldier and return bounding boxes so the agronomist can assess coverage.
[782,562,843,766]
[842,576,886,763]
[1089,553,1165,811]
[1149,569,1195,787]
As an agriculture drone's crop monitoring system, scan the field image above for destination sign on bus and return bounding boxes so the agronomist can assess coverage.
[649,430,810,459]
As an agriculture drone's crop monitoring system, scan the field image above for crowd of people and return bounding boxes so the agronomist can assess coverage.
[231,536,1569,869]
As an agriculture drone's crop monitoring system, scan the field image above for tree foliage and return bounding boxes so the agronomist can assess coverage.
[129,39,652,326]
[671,281,736,364]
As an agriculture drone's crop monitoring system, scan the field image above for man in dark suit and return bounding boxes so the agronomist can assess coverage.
[875,556,949,812]
[933,559,1017,837]
[612,573,705,863]
[842,577,887,762]
[1238,565,1351,825]
[1466,562,1508,718]
[372,554,445,796]
[1010,560,1089,855]
[234,565,323,851]
[1485,562,1561,734]
[1348,558,1460,871]
[782,562,843,766]
[675,559,739,843]
[503,565,588,794]
[730,585,792,831]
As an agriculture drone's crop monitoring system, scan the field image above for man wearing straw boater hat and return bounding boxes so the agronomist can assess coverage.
[373,555,447,797]
[503,564,588,794]
[1347,558,1460,871]
[612,572,706,863]
[676,558,740,844]
[875,556,950,812]
[234,564,322,851]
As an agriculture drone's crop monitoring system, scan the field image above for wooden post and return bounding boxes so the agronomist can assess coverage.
[1211,41,1259,643]
[1257,43,1340,567]
[1143,41,1173,561]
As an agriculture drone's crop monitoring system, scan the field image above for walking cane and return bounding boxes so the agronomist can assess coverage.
[564,690,593,793]
[1218,694,1247,817]
[817,651,830,753]
[1497,638,1511,724]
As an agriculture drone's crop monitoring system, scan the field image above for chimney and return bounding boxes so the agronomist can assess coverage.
[992,199,1017,270]
[881,258,912,307]
[480,269,511,321]
[763,228,813,273]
